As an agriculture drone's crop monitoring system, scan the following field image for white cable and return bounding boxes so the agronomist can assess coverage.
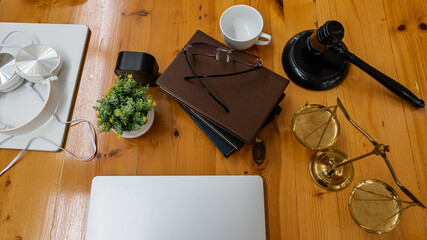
[0,135,13,145]
[0,30,37,52]
[0,78,97,177]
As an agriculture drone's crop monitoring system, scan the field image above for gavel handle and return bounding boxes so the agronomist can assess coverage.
[333,46,425,108]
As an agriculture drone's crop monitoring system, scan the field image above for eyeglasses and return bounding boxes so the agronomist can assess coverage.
[183,42,263,112]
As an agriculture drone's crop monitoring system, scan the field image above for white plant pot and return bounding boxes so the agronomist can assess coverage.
[113,109,155,138]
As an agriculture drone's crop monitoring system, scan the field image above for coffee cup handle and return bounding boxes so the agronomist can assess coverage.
[256,32,272,45]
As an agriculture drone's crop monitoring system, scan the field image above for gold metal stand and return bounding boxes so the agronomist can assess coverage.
[291,98,425,207]
[309,148,354,191]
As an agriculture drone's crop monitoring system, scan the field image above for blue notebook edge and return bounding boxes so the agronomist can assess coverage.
[181,104,241,158]
[180,93,285,158]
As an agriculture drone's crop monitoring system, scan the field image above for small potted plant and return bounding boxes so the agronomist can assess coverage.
[94,74,156,139]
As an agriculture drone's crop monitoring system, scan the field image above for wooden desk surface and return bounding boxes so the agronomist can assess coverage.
[1,0,426,239]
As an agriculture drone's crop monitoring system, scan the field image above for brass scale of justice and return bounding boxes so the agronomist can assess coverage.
[284,21,425,234]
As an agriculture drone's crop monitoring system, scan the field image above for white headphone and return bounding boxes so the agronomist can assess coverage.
[0,31,96,177]
[0,32,62,135]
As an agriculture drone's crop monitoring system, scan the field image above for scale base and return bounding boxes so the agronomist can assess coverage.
[282,30,350,90]
[309,148,354,191]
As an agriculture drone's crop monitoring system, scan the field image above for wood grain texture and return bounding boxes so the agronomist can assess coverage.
[0,0,426,239]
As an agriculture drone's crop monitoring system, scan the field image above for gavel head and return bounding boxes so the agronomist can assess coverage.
[282,20,350,90]
[306,21,345,54]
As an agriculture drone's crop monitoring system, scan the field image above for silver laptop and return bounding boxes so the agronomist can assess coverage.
[85,176,266,240]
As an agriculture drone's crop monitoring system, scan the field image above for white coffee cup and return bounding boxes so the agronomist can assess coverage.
[220,5,272,50]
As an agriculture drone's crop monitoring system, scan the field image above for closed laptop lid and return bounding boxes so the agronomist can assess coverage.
[85,176,266,240]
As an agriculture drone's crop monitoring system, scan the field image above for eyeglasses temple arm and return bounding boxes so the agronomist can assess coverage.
[183,50,230,113]
[183,65,262,80]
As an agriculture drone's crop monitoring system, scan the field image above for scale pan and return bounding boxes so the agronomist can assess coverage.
[291,104,340,150]
[349,179,402,234]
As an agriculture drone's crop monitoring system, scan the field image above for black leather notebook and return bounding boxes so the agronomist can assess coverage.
[157,30,289,144]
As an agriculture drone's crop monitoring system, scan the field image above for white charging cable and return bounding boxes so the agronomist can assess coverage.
[0,83,97,176]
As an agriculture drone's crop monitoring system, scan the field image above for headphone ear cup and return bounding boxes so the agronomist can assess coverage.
[0,53,24,92]
[0,75,24,92]
[15,44,62,83]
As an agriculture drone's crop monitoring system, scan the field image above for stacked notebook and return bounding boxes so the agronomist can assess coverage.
[157,30,289,157]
